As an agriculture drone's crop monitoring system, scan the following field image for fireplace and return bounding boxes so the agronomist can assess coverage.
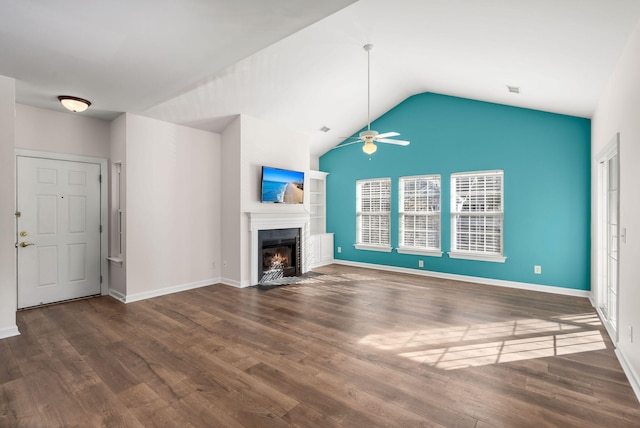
[248,212,309,286]
[258,228,300,283]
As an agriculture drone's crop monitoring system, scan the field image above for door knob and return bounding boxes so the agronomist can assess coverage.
[19,242,34,247]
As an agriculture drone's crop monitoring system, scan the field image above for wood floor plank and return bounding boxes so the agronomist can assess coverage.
[0,379,43,427]
[0,340,22,385]
[2,264,639,427]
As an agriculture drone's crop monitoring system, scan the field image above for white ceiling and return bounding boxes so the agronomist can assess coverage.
[2,0,640,156]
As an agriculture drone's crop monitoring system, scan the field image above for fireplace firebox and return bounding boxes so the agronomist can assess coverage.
[258,228,301,283]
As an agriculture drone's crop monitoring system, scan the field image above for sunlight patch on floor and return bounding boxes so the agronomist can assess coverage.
[359,314,606,370]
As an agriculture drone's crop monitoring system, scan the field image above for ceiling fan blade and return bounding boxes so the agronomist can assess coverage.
[376,131,400,139]
[378,138,410,146]
[330,140,363,150]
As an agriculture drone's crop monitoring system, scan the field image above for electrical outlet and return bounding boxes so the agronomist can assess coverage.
[418,260,424,268]
[337,246,342,253]
[534,265,542,274]
[629,325,634,343]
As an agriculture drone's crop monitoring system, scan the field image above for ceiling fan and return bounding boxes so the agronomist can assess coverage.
[333,44,410,155]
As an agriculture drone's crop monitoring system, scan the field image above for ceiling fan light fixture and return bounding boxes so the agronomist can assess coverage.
[58,95,91,112]
[362,141,377,155]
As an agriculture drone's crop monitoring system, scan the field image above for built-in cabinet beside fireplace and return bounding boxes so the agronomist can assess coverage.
[309,170,334,268]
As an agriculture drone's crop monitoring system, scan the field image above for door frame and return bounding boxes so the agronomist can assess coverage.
[593,133,619,343]
[15,149,109,299]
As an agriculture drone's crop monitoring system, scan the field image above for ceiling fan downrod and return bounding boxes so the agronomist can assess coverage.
[364,44,373,132]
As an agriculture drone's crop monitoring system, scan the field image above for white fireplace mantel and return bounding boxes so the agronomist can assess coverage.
[248,212,309,285]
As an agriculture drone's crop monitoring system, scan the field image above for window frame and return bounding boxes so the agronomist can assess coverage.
[397,174,443,257]
[355,177,392,252]
[449,170,506,263]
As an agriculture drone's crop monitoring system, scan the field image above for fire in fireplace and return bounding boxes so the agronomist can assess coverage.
[258,228,301,283]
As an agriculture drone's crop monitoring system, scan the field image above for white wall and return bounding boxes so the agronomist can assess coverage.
[592,19,640,394]
[15,104,110,158]
[125,114,221,297]
[310,154,320,170]
[0,76,17,338]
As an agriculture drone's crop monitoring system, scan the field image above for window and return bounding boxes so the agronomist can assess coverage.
[356,178,391,252]
[398,175,442,256]
[450,170,505,262]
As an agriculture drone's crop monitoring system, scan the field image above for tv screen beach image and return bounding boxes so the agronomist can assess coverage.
[262,167,304,203]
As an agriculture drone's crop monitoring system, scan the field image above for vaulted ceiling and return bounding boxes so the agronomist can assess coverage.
[2,0,640,156]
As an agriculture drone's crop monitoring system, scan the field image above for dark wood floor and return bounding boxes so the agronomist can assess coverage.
[1,265,639,427]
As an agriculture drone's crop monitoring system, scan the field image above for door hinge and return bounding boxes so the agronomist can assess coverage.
[15,211,21,218]
[99,224,103,233]
[100,275,103,284]
[99,174,102,183]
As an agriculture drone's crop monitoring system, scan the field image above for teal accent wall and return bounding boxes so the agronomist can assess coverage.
[319,92,591,290]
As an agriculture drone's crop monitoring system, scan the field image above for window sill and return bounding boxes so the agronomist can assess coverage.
[448,252,506,263]
[354,244,392,253]
[396,247,443,257]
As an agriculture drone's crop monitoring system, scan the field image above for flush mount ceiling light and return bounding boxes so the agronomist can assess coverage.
[58,96,91,112]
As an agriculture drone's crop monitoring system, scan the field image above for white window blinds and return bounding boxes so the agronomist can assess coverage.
[399,175,441,251]
[357,178,391,248]
[451,171,504,256]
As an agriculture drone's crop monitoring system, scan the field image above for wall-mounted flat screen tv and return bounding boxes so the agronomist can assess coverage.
[261,166,304,204]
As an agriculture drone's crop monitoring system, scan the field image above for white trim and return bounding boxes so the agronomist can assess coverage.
[333,259,590,298]
[121,278,219,303]
[109,289,126,303]
[593,133,620,342]
[396,247,443,257]
[248,212,310,286]
[595,305,618,345]
[450,170,504,258]
[356,177,391,248]
[15,149,110,297]
[220,277,248,288]
[354,244,392,252]
[398,174,442,253]
[615,348,640,403]
[0,325,20,339]
[448,251,507,263]
[311,259,335,268]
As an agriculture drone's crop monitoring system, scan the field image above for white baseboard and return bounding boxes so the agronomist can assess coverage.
[109,289,126,303]
[310,259,335,269]
[117,277,221,303]
[615,348,640,403]
[220,277,249,288]
[333,260,590,298]
[0,325,20,339]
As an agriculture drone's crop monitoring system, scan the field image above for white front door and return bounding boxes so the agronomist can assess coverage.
[17,156,102,309]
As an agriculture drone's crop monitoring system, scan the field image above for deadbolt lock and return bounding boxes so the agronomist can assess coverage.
[20,231,27,237]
